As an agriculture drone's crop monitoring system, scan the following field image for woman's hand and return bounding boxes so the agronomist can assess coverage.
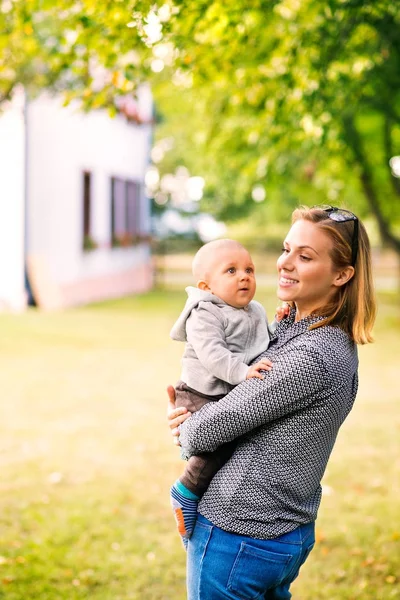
[275,303,291,322]
[167,385,191,445]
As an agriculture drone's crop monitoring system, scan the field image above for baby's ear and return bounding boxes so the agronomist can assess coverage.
[197,280,211,291]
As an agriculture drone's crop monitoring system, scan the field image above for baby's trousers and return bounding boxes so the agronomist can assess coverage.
[175,381,236,497]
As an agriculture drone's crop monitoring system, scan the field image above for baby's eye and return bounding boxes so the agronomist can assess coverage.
[245,267,254,274]
[227,267,236,274]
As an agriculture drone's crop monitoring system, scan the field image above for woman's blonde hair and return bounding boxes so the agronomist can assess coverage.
[292,206,376,344]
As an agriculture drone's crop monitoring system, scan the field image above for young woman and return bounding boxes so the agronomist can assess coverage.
[167,205,376,600]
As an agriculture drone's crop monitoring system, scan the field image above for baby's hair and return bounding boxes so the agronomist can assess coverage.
[192,239,247,281]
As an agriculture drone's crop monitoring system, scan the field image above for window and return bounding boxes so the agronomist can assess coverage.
[111,177,143,246]
[127,180,141,236]
[82,171,97,251]
[111,177,126,243]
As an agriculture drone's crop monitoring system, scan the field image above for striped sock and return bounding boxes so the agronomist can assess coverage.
[170,480,200,547]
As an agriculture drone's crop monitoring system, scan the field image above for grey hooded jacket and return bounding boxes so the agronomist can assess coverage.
[170,286,271,396]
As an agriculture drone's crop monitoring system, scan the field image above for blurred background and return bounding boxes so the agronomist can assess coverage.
[0,1,399,599]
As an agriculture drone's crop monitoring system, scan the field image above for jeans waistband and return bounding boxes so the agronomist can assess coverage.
[197,514,315,545]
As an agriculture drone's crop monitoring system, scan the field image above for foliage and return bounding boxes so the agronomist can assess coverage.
[149,0,400,249]
[83,234,97,251]
[1,0,400,249]
[0,0,153,109]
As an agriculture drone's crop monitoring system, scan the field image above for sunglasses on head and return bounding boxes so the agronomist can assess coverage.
[313,205,359,267]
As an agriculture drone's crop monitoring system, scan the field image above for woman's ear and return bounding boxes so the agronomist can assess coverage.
[333,266,355,288]
[197,280,211,291]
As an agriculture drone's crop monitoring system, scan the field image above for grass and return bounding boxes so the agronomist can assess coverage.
[0,286,399,599]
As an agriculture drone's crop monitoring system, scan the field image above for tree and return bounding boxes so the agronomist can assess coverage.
[2,0,400,252]
[150,0,400,251]
[0,0,153,109]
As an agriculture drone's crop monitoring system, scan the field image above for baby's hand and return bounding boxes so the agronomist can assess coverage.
[275,303,291,322]
[246,359,273,380]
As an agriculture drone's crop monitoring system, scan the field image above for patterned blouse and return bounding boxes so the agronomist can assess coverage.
[178,310,359,539]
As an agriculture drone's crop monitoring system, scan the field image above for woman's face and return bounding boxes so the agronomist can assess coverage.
[277,219,342,318]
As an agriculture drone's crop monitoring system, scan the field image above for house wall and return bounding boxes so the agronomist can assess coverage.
[0,89,26,311]
[26,90,153,308]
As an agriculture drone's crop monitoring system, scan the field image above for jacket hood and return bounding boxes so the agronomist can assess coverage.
[170,286,226,341]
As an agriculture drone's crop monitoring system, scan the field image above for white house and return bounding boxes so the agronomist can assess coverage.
[0,86,153,311]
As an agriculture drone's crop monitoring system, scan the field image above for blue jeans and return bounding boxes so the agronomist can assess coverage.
[187,514,315,600]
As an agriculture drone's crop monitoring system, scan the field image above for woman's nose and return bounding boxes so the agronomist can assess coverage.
[277,253,293,270]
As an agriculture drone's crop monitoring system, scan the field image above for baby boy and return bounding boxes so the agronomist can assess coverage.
[170,239,277,546]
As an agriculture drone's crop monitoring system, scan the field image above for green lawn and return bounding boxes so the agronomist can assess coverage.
[0,287,399,599]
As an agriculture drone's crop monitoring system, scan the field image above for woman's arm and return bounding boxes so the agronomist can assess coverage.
[178,346,329,455]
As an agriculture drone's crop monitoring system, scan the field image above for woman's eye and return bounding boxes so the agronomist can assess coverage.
[300,255,311,261]
[281,247,289,253]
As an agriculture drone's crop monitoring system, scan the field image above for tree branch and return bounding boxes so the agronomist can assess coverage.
[383,115,400,198]
[0,83,15,107]
[342,113,400,253]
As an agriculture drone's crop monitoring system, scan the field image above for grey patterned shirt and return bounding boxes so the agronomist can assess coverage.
[178,310,359,539]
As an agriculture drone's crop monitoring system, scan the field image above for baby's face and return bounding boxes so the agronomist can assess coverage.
[202,247,256,308]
